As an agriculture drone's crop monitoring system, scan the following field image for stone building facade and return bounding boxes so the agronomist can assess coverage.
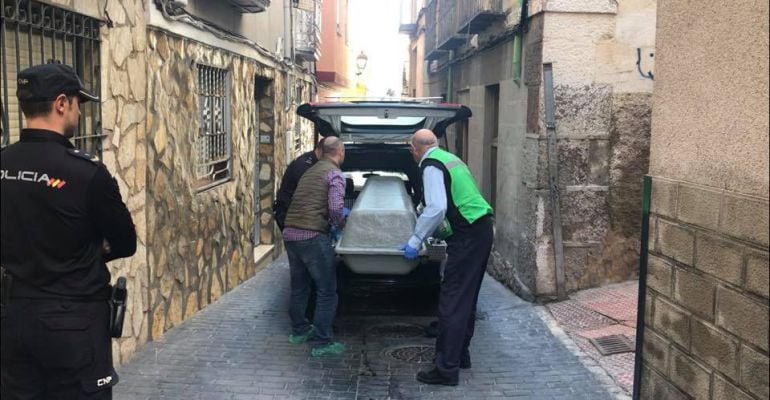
[2,0,316,364]
[411,0,656,299]
[640,1,769,399]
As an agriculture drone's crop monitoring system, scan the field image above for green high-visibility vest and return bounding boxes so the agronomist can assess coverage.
[421,148,493,236]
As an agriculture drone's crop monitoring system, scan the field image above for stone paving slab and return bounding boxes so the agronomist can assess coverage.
[115,255,616,399]
[544,281,639,396]
[571,284,639,323]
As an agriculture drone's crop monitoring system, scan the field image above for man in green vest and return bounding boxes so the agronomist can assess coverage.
[400,129,494,386]
[282,137,347,357]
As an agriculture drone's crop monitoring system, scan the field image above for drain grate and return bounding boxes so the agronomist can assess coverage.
[590,335,635,356]
[384,345,435,363]
[368,324,425,339]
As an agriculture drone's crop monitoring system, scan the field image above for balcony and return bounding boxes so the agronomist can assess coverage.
[458,0,505,34]
[424,0,445,60]
[294,0,321,61]
[437,0,467,50]
[227,0,270,13]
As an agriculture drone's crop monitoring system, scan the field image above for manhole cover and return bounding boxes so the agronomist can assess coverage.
[590,335,635,356]
[384,345,435,363]
[368,324,425,339]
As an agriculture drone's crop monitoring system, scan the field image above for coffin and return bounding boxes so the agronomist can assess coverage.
[336,176,424,275]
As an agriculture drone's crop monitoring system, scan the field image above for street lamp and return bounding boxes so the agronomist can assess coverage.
[355,51,368,76]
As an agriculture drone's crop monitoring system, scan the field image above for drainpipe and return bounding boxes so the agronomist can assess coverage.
[444,50,455,149]
[512,35,522,86]
[284,0,293,60]
[512,0,528,86]
[284,0,294,112]
[446,50,455,103]
[632,176,653,400]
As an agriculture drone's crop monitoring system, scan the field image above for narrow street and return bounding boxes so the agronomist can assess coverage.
[115,256,620,399]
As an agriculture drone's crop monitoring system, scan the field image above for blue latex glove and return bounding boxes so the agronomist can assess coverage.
[398,243,419,260]
[342,207,351,218]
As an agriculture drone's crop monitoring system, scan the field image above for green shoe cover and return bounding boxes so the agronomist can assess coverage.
[288,326,315,344]
[311,342,345,357]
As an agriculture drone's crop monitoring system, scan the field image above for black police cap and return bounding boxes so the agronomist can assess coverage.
[16,63,99,103]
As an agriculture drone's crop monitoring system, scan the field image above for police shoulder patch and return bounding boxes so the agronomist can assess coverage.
[67,148,100,164]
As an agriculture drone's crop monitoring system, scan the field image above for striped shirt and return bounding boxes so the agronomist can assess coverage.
[282,170,346,242]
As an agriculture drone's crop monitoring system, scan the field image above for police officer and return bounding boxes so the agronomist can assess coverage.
[0,63,137,399]
[400,129,494,386]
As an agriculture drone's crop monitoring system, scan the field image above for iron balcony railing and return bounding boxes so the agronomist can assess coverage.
[458,0,505,34]
[293,0,321,61]
[437,0,457,48]
[436,0,466,50]
[424,0,438,57]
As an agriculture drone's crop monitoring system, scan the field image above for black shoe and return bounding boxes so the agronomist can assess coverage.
[460,354,471,369]
[416,368,458,386]
[424,320,439,338]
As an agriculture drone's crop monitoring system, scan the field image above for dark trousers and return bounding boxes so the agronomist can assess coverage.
[434,216,494,381]
[285,234,338,346]
[1,298,117,399]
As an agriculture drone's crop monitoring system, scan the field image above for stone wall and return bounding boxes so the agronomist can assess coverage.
[641,1,768,399]
[642,180,769,400]
[144,29,314,343]
[511,3,654,299]
[100,0,151,365]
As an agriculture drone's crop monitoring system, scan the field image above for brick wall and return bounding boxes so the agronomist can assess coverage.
[642,177,769,400]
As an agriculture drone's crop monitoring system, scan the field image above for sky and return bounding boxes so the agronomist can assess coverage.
[347,0,410,97]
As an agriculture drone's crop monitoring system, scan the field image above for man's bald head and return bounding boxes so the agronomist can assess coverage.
[409,129,439,163]
[411,129,438,149]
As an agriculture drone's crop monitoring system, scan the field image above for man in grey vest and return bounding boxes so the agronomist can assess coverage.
[282,137,346,357]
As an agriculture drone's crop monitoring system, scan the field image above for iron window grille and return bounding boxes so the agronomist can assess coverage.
[195,64,232,191]
[1,0,102,155]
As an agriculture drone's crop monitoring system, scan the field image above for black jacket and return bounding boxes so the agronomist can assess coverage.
[0,129,136,298]
[273,150,318,230]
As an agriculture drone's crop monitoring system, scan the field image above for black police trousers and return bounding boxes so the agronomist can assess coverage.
[433,215,494,381]
[1,298,118,399]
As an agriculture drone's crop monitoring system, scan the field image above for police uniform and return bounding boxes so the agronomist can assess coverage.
[0,64,136,399]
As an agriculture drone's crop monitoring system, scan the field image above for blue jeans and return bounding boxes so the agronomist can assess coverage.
[285,234,337,346]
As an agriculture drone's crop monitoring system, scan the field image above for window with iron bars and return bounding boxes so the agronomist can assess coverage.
[1,0,102,155]
[195,64,232,191]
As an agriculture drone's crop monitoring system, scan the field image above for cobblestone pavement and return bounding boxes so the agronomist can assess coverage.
[116,255,619,399]
[544,281,639,396]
